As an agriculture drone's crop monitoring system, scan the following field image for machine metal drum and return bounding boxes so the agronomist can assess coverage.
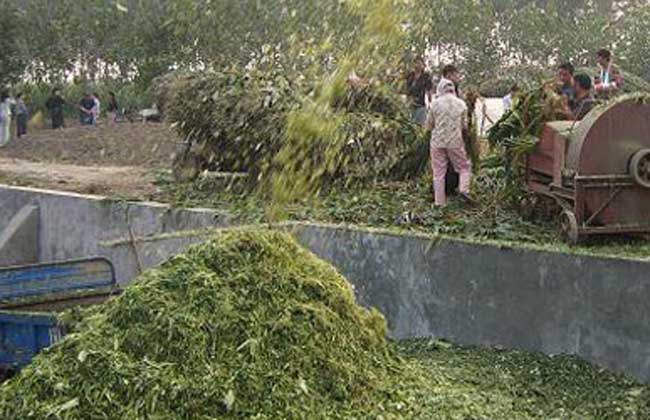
[526,95,650,244]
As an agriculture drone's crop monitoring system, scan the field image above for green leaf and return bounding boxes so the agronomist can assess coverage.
[223,389,235,412]
[53,398,79,414]
[77,350,89,363]
[116,3,128,13]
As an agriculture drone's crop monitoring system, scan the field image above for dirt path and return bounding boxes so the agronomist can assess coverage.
[0,158,160,199]
[0,121,180,199]
[0,122,178,168]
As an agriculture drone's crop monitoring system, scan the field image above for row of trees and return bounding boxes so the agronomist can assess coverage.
[1,0,650,89]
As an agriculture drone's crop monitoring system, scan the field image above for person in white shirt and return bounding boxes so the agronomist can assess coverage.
[0,91,12,147]
[502,84,519,112]
[594,48,623,99]
[425,80,473,207]
[92,92,101,126]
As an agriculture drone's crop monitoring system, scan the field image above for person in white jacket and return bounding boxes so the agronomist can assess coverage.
[425,81,472,207]
[0,91,12,147]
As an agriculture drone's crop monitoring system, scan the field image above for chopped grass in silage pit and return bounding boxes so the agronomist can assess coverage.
[0,229,419,419]
[2,229,650,419]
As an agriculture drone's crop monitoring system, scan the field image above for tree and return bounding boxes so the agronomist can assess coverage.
[616,4,650,80]
[0,0,27,84]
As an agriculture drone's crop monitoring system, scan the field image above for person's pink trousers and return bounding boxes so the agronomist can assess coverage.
[430,146,472,206]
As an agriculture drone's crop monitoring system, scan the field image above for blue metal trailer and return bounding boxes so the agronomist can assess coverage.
[0,258,117,375]
[0,311,62,368]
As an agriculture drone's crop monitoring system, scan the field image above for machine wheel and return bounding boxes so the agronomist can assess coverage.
[629,149,650,188]
[559,210,580,245]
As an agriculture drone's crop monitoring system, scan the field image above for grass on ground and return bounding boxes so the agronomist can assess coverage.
[396,339,650,419]
[154,172,650,260]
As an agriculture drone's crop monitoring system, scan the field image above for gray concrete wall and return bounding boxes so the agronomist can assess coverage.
[292,224,650,383]
[101,234,212,284]
[0,185,231,282]
[2,184,649,383]
[0,205,39,266]
[99,222,650,383]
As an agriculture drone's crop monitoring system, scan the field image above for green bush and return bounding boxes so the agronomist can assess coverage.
[163,63,425,185]
[164,65,299,176]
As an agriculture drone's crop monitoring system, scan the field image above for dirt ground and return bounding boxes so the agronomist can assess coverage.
[0,121,178,198]
[0,158,160,199]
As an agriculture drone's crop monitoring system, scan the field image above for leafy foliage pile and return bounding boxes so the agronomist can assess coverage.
[3,228,650,418]
[164,62,301,177]
[486,82,568,192]
[0,229,412,419]
[163,54,425,185]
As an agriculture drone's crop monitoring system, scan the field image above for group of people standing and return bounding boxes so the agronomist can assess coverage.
[0,87,121,147]
[0,91,29,147]
[406,48,624,208]
[46,89,119,129]
[406,58,472,207]
[555,49,623,121]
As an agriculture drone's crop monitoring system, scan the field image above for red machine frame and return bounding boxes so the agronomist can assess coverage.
[526,97,650,244]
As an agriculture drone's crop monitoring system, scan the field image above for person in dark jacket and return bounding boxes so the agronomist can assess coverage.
[15,93,28,138]
[570,74,597,120]
[405,56,433,125]
[79,92,95,125]
[45,89,66,129]
[107,92,119,125]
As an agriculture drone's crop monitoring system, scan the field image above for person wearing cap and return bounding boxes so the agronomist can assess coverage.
[425,80,472,207]
[594,48,623,99]
[570,74,597,120]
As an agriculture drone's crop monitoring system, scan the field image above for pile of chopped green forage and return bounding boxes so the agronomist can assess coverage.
[2,229,650,419]
[0,230,415,419]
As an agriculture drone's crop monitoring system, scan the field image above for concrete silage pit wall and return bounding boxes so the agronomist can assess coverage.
[104,221,650,384]
[0,185,232,283]
[1,183,649,384]
[292,224,650,384]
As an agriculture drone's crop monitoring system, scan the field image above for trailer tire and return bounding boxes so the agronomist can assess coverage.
[629,149,650,189]
[560,210,580,245]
